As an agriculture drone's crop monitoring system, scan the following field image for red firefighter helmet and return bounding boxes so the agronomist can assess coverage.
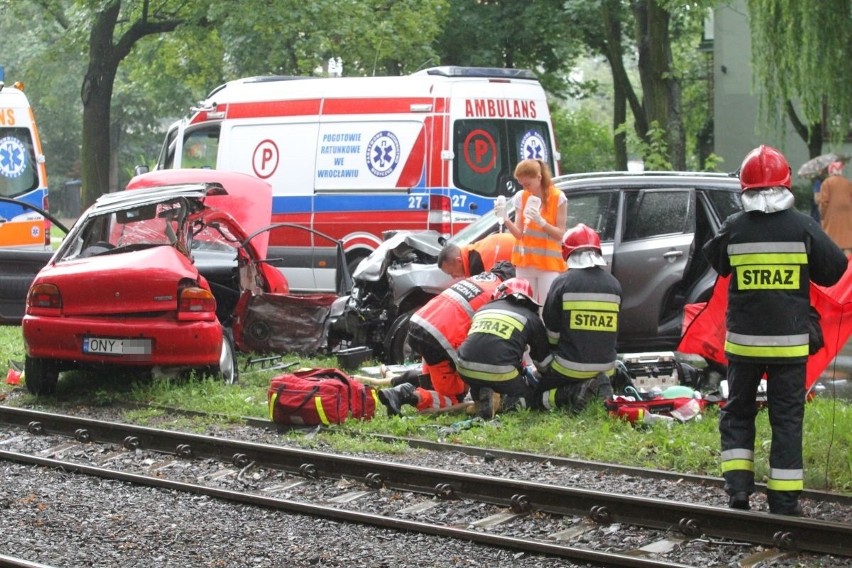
[738,145,791,191]
[561,223,601,260]
[492,277,539,307]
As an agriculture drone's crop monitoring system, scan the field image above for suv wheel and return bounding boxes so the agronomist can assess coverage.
[385,309,416,364]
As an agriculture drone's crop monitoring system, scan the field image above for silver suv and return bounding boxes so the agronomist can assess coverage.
[328,171,743,363]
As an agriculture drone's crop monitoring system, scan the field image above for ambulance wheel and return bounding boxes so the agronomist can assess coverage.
[25,356,59,396]
[211,327,239,385]
[386,310,416,364]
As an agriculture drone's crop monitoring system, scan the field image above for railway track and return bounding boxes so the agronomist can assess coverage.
[1,406,850,566]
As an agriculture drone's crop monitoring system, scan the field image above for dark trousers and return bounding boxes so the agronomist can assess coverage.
[721,361,805,510]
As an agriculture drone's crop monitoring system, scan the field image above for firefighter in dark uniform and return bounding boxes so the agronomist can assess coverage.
[537,224,622,413]
[378,262,515,415]
[456,277,553,419]
[703,145,847,515]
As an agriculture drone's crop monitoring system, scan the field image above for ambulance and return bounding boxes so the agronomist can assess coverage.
[152,66,559,292]
[0,65,50,249]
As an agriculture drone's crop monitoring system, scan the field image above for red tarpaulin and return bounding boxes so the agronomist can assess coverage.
[678,259,852,391]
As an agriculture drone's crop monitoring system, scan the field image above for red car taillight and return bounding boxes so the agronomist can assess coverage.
[427,194,451,237]
[178,286,217,321]
[27,283,62,312]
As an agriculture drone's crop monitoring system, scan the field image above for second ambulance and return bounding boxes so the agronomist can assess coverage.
[153,66,559,291]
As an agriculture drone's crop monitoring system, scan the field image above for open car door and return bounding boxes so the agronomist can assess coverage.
[233,223,351,355]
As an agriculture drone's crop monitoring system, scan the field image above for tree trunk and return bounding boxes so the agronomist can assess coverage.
[785,100,823,159]
[80,1,120,207]
[632,0,685,169]
[601,0,639,169]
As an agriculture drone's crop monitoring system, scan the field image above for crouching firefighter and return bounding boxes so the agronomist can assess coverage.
[378,262,516,416]
[536,224,622,413]
[456,277,552,420]
[703,145,847,515]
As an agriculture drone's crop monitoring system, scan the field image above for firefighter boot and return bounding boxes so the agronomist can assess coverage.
[728,491,750,510]
[476,387,501,420]
[378,383,417,417]
[501,394,528,412]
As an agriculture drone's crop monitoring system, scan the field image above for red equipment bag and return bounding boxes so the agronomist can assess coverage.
[605,395,707,424]
[267,368,378,426]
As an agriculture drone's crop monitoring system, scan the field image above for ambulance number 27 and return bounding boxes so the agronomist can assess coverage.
[406,195,468,208]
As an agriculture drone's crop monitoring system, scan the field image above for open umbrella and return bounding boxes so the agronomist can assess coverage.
[797,152,851,179]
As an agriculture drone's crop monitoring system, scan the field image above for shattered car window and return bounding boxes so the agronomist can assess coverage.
[59,198,189,261]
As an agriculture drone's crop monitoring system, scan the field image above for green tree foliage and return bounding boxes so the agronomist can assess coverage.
[435,0,583,95]
[747,0,852,156]
[551,107,615,174]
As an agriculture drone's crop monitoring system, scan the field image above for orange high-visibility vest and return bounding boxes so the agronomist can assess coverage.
[511,189,566,272]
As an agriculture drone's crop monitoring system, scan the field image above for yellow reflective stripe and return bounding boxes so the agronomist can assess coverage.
[725,340,809,358]
[268,392,279,421]
[457,366,519,382]
[370,388,380,410]
[544,388,557,410]
[721,459,754,473]
[562,300,620,312]
[767,478,804,492]
[314,396,330,425]
[547,330,559,345]
[552,359,614,379]
[729,252,808,266]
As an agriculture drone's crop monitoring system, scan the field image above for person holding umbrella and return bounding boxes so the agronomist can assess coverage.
[818,161,852,255]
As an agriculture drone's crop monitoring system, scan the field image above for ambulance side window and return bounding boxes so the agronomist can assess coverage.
[181,126,220,169]
[158,127,179,170]
[507,121,553,167]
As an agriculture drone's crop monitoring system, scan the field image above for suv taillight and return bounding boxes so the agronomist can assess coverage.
[178,286,217,321]
[27,283,62,312]
[427,194,451,237]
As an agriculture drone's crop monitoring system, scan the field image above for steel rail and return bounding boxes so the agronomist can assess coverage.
[0,449,690,568]
[125,401,852,505]
[2,406,850,557]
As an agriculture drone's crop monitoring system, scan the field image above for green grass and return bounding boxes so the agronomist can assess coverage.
[3,325,850,493]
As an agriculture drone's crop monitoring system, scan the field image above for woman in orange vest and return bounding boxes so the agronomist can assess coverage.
[502,159,567,303]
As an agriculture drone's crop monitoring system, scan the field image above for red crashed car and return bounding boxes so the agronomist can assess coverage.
[22,169,343,395]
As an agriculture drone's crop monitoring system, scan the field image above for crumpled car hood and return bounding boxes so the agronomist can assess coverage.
[38,247,198,316]
[352,230,443,282]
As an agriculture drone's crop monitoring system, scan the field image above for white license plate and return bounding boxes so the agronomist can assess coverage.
[83,336,152,356]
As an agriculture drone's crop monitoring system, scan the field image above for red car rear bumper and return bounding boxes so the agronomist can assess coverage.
[22,315,222,367]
